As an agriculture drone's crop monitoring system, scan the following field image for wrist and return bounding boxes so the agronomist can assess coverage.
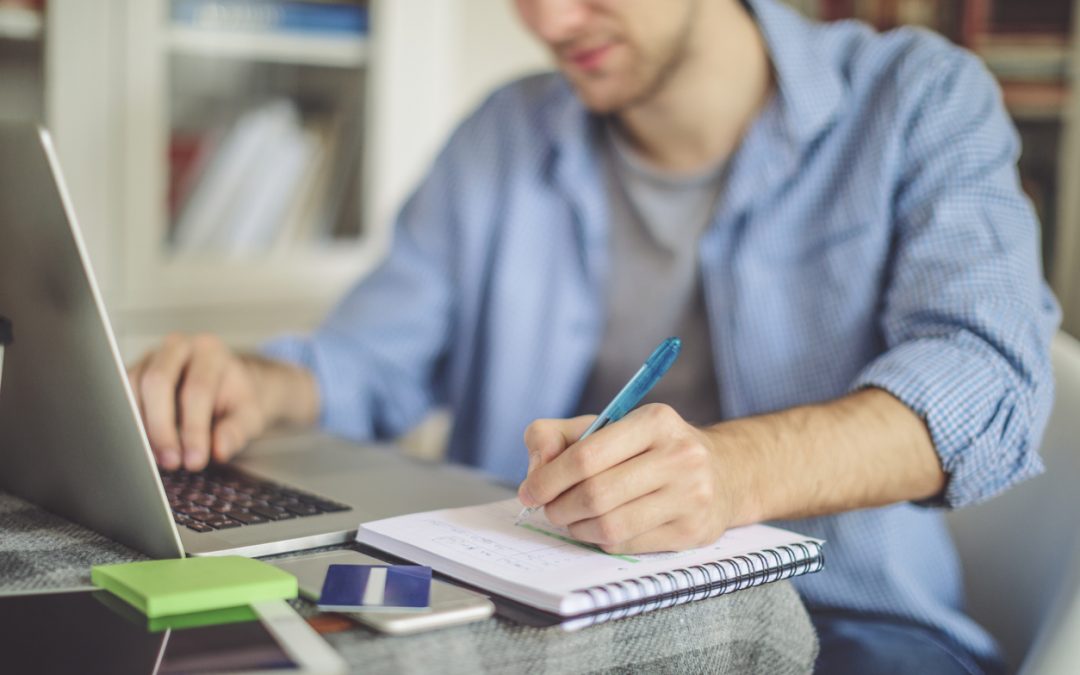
[242,355,320,430]
[702,419,771,527]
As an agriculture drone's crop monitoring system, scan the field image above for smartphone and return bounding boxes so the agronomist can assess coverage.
[269,549,494,635]
[0,589,344,674]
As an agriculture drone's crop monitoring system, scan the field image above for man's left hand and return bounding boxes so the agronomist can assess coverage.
[519,404,744,555]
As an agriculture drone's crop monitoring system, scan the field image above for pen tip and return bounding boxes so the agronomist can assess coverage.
[514,507,531,526]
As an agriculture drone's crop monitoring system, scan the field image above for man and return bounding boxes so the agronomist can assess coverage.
[128,0,1059,672]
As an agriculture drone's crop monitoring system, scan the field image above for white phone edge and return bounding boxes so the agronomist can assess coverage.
[269,550,495,635]
[250,599,346,675]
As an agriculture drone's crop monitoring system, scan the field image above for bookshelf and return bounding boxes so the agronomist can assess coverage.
[106,0,547,359]
[112,0,375,358]
[167,26,368,68]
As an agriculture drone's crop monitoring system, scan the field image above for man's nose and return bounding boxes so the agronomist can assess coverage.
[521,0,591,46]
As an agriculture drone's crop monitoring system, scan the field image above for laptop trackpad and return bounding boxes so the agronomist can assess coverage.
[233,436,513,518]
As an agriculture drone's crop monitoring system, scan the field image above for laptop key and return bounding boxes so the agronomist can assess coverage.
[207,518,242,530]
[163,466,349,530]
[281,502,320,516]
[249,505,295,521]
[228,511,268,525]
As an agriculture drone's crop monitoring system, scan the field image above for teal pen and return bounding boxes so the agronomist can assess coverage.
[514,337,682,526]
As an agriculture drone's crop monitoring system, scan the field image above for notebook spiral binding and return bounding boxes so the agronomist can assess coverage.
[563,541,825,630]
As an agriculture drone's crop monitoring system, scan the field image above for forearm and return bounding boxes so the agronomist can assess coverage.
[242,354,321,430]
[710,388,946,527]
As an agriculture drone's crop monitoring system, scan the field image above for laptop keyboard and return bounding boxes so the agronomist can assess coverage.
[161,466,352,533]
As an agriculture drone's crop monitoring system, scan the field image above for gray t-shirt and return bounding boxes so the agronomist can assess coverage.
[576,122,725,426]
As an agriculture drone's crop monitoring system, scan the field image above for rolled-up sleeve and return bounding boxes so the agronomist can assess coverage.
[850,50,1061,508]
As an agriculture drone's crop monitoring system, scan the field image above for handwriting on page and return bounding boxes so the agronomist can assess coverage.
[416,502,641,575]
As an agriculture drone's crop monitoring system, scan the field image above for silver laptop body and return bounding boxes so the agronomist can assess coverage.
[0,125,510,559]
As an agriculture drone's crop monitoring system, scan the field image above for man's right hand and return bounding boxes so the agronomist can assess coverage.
[126,334,319,472]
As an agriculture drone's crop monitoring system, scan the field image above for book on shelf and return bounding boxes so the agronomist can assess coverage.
[806,1,1074,47]
[794,1,964,40]
[172,101,298,254]
[814,1,940,25]
[170,0,369,36]
[171,97,363,257]
[957,0,1073,47]
[219,121,317,255]
[987,0,1073,34]
[977,34,1070,82]
[1000,80,1070,119]
[804,1,1073,91]
[271,118,333,253]
[0,0,45,41]
[168,130,220,220]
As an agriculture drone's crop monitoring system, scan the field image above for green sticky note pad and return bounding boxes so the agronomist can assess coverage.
[147,605,260,633]
[91,556,297,618]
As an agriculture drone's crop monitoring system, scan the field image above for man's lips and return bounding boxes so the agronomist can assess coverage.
[567,44,613,71]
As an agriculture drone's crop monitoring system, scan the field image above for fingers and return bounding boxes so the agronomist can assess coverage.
[129,333,248,472]
[522,415,595,475]
[209,361,265,463]
[542,450,670,527]
[564,488,675,551]
[598,519,705,556]
[519,404,729,555]
[210,409,259,463]
[177,339,229,470]
[135,335,193,470]
[521,403,683,508]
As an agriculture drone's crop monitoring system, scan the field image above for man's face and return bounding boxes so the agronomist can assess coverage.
[514,0,700,113]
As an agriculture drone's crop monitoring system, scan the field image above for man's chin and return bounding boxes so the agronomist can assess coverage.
[569,83,636,115]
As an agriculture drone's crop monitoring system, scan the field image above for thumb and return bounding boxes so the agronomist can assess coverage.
[524,415,596,475]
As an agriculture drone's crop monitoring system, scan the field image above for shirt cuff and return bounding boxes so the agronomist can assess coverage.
[850,335,1045,509]
[260,335,333,431]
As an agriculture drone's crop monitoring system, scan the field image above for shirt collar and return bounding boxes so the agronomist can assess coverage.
[744,0,845,145]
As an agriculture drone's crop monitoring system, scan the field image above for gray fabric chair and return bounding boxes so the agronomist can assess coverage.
[947,332,1080,674]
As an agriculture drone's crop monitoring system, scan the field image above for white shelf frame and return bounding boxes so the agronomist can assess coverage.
[167,26,367,68]
[113,0,467,331]
[120,0,384,316]
[35,0,547,353]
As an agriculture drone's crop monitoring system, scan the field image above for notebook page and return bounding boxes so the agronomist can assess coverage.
[357,499,822,615]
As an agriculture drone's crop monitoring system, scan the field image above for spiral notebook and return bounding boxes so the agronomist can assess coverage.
[355,499,824,628]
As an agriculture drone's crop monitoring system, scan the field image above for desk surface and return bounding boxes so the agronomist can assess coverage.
[0,490,818,674]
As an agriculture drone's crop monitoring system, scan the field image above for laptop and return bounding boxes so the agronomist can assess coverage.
[0,125,511,559]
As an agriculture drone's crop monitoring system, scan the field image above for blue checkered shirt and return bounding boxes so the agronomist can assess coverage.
[265,0,1060,662]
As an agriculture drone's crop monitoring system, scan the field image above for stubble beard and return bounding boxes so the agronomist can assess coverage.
[620,0,701,112]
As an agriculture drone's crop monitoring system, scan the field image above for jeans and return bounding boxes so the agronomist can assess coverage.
[812,612,1006,675]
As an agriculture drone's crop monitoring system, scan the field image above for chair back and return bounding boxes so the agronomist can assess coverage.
[946,332,1080,673]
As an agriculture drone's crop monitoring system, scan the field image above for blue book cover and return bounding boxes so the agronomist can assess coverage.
[172,1,369,36]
